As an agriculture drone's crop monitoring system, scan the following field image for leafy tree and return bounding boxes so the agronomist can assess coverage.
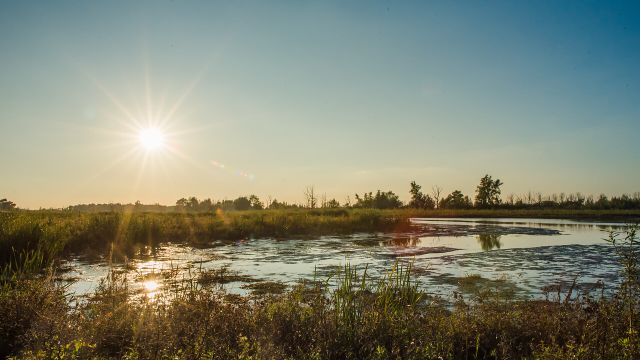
[474,174,503,208]
[323,199,340,208]
[218,199,235,211]
[354,190,402,209]
[0,198,16,210]
[408,181,435,209]
[188,197,199,209]
[200,198,214,212]
[233,197,252,211]
[249,195,264,210]
[439,190,472,209]
[268,199,300,209]
[176,198,188,208]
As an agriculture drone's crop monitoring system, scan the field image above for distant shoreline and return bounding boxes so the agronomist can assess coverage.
[8,207,640,222]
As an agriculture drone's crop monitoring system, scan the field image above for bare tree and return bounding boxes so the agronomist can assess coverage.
[304,186,317,209]
[506,193,515,206]
[526,191,533,205]
[431,185,442,209]
[266,195,273,209]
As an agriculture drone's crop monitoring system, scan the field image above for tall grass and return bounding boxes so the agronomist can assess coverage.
[2,208,638,271]
[0,209,414,268]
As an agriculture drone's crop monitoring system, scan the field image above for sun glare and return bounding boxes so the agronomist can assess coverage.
[138,127,166,151]
[143,280,159,292]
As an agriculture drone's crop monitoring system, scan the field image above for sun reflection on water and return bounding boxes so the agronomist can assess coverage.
[142,280,160,301]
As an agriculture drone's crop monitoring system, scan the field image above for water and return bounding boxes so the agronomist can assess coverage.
[59,218,629,300]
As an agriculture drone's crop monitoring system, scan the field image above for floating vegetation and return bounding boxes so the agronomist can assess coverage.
[242,281,288,295]
[197,266,258,286]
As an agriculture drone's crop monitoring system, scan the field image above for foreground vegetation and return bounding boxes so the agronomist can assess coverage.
[1,225,638,359]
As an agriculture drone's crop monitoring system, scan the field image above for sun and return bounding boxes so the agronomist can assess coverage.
[138,127,166,151]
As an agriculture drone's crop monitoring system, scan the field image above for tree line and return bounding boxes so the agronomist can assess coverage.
[168,175,640,211]
[4,174,640,212]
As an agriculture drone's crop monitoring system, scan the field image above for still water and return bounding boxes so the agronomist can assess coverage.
[60,218,629,300]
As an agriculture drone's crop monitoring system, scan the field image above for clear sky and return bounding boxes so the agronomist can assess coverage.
[1,1,639,209]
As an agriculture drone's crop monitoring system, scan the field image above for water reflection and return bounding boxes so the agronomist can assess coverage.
[388,236,420,247]
[143,280,160,301]
[477,233,502,251]
[61,218,627,300]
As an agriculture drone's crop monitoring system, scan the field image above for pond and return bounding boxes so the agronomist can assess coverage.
[59,218,629,301]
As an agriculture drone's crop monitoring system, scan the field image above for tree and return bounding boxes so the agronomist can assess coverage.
[0,198,16,210]
[323,199,340,208]
[474,174,503,208]
[233,197,251,211]
[268,199,300,209]
[188,197,199,209]
[200,198,213,212]
[408,181,435,209]
[439,190,472,209]
[249,195,264,210]
[176,198,188,208]
[431,185,442,209]
[354,190,403,209]
[304,186,317,209]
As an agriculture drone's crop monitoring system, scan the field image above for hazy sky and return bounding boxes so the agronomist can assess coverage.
[1,1,639,208]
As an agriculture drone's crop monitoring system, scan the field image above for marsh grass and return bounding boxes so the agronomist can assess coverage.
[2,208,637,274]
[197,266,258,286]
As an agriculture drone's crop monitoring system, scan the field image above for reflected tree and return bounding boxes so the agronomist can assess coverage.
[477,233,502,251]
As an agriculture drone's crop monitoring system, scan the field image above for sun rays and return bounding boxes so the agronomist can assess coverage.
[74,61,211,194]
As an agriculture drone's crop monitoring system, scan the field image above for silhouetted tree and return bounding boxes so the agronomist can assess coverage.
[176,198,188,208]
[0,198,16,210]
[200,198,213,212]
[268,199,300,209]
[431,185,442,209]
[304,186,317,209]
[249,195,264,210]
[233,197,252,211]
[408,181,435,209]
[323,199,340,208]
[188,197,199,209]
[440,190,472,209]
[354,190,402,209]
[475,174,503,208]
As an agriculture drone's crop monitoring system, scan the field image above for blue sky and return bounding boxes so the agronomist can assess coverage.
[1,1,639,208]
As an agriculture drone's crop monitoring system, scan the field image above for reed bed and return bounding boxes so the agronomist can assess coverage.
[2,208,638,270]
